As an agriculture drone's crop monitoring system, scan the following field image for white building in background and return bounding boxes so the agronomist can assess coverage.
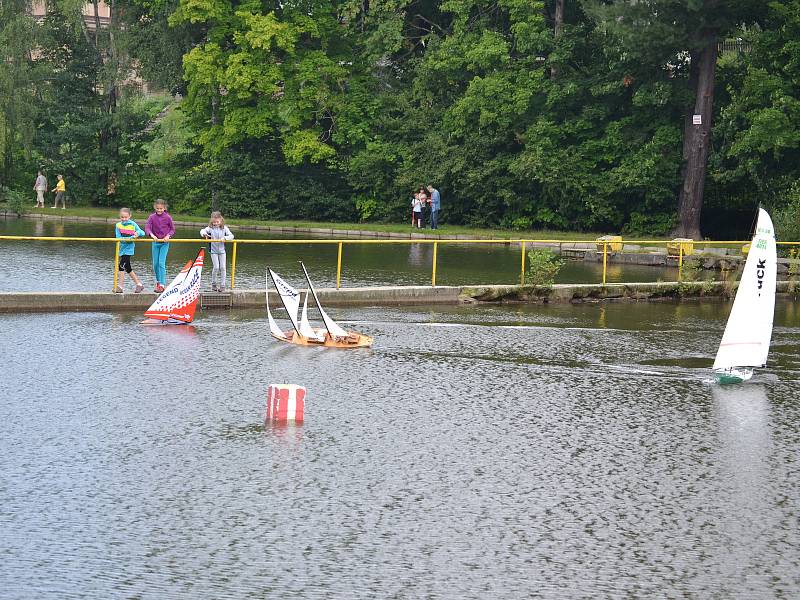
[28,1,156,95]
[29,1,111,29]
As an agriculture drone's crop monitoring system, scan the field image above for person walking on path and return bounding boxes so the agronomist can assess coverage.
[145,199,175,293]
[200,211,234,291]
[33,171,47,208]
[114,208,145,293]
[427,184,441,230]
[50,175,66,209]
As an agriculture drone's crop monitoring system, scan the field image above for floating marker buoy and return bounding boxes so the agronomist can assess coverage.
[266,384,306,424]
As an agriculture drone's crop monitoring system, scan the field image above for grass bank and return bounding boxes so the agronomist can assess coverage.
[0,205,622,241]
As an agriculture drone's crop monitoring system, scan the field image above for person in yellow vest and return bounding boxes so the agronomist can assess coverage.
[51,174,66,209]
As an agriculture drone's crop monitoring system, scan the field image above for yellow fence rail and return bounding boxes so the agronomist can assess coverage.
[1,235,798,291]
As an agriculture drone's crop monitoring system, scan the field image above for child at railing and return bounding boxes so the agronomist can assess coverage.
[145,199,175,293]
[114,208,145,293]
[200,211,234,291]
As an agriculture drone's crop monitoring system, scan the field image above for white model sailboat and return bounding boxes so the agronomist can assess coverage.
[265,263,373,348]
[141,249,205,325]
[712,208,777,384]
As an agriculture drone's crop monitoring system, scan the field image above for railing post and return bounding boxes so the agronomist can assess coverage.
[520,241,526,285]
[678,243,683,281]
[336,241,343,289]
[602,241,608,286]
[230,241,238,290]
[113,240,120,291]
[432,241,438,287]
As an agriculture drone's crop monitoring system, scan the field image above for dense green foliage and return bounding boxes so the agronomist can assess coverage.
[3,1,800,237]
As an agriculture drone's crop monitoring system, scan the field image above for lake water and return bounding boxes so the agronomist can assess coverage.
[0,217,687,291]
[1,300,798,598]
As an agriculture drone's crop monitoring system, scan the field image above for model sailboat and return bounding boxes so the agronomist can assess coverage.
[141,249,205,325]
[266,263,373,348]
[712,208,777,384]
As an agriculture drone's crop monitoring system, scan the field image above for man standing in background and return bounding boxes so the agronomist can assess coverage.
[427,184,441,230]
[33,170,47,208]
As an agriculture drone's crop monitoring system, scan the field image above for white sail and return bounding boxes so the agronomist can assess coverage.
[299,262,350,338]
[713,208,777,370]
[265,270,288,340]
[299,292,324,340]
[268,268,301,334]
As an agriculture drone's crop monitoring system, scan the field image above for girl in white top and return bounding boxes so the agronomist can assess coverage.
[411,193,424,228]
[200,211,234,291]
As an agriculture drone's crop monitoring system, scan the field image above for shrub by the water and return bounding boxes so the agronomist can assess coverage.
[775,187,800,247]
[1,186,27,216]
[526,249,563,287]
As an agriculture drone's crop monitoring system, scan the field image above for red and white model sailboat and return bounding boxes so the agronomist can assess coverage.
[141,249,205,325]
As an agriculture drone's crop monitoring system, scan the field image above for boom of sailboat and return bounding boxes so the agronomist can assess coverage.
[266,262,373,348]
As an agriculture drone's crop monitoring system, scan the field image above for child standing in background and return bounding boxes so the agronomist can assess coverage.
[200,211,234,291]
[114,208,145,293]
[411,192,424,228]
[145,199,175,293]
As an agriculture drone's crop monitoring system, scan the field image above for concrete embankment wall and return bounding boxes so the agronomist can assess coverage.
[0,282,795,314]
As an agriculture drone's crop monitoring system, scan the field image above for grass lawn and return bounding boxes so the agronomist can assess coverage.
[3,204,619,241]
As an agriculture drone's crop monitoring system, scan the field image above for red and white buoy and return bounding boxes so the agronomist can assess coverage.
[266,384,306,424]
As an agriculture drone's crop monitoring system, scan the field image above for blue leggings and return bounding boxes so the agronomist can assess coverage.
[152,242,170,285]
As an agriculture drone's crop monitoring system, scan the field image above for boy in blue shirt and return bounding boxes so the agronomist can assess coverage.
[114,207,146,293]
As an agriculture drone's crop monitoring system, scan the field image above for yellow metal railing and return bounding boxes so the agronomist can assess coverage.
[1,235,798,291]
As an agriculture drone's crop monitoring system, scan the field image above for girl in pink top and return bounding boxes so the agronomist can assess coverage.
[145,199,175,292]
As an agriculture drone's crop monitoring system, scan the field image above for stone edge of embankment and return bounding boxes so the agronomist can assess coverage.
[0,282,795,314]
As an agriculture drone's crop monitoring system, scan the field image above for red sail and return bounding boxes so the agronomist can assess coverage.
[143,249,205,323]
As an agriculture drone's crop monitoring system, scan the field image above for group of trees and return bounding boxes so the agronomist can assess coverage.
[2,0,800,238]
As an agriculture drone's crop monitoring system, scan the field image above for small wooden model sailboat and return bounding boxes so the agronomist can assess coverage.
[712,208,777,384]
[141,248,205,325]
[266,262,373,348]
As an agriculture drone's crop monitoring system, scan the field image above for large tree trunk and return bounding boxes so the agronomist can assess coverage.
[675,30,718,240]
[550,0,565,78]
[210,93,219,211]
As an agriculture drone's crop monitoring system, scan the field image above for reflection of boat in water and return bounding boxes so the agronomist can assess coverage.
[266,262,373,348]
[710,384,772,567]
[141,249,204,326]
[713,209,776,384]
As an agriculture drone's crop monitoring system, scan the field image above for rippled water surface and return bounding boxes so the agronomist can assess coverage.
[1,301,799,598]
[1,218,686,291]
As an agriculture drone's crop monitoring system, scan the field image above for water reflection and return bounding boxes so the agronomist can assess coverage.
[2,219,691,291]
[596,305,607,329]
[407,243,425,267]
[710,385,775,591]
[711,384,772,489]
[140,323,199,338]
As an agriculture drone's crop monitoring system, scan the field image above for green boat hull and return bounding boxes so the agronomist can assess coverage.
[715,373,745,385]
[714,368,754,385]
